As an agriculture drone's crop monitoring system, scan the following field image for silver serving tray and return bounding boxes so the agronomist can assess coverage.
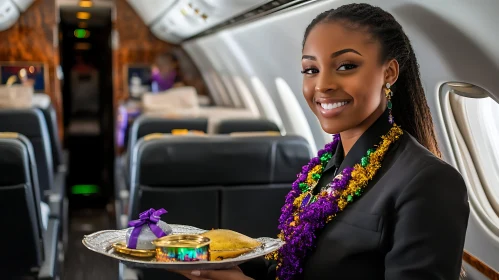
[82,224,284,270]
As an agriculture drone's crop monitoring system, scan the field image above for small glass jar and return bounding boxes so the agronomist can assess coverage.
[152,234,211,262]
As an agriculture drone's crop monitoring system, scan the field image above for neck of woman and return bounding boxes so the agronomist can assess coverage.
[340,105,386,155]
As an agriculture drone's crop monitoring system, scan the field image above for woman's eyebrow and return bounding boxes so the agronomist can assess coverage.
[302,55,316,61]
[331,48,362,58]
[302,48,362,61]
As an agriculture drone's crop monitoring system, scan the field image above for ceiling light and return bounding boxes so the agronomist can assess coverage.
[76,12,91,20]
[79,0,92,8]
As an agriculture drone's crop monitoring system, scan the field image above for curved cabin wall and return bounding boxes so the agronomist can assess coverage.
[0,0,62,139]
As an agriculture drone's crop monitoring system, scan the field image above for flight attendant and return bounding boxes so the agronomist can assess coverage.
[151,52,184,92]
[173,3,470,279]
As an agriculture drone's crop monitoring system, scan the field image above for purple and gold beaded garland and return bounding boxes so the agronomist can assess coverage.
[266,124,403,280]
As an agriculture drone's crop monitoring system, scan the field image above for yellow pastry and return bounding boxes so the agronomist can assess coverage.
[201,229,262,261]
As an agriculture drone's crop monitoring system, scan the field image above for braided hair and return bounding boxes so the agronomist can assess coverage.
[303,3,441,158]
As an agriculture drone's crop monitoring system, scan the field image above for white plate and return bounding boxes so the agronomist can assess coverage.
[82,224,284,270]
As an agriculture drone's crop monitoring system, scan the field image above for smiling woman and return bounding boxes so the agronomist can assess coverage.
[169,3,470,280]
[300,25,394,155]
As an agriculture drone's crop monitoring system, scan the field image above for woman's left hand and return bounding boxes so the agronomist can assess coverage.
[170,266,253,280]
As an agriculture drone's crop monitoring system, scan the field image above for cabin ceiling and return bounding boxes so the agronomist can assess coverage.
[126,0,269,43]
[58,0,113,27]
[56,0,315,42]
[60,6,111,27]
[127,0,311,43]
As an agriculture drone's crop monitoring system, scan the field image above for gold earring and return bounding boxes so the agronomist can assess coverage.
[385,83,394,124]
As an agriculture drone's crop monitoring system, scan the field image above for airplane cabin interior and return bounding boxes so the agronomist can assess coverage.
[0,0,498,279]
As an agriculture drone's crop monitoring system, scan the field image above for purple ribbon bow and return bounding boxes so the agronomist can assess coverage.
[127,208,167,249]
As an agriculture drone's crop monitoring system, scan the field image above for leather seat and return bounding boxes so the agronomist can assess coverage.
[215,119,280,134]
[31,95,69,251]
[129,134,312,237]
[115,116,209,228]
[0,133,60,279]
[125,134,310,280]
[128,116,209,152]
[0,109,64,218]
[32,94,66,173]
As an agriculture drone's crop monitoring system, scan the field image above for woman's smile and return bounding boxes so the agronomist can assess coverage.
[314,97,352,118]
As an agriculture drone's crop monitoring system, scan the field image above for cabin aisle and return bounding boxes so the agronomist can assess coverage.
[64,208,118,280]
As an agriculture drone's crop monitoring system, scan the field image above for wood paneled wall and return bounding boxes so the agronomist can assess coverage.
[113,0,209,105]
[113,0,175,104]
[0,0,62,139]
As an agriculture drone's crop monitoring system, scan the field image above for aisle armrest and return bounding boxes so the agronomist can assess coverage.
[38,219,60,280]
[52,171,66,198]
[115,156,129,229]
[61,149,69,171]
[46,172,66,218]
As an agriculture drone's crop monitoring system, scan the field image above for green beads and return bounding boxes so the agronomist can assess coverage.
[347,195,353,202]
[312,174,321,180]
[361,156,369,167]
[387,100,393,109]
[299,183,309,192]
[320,153,332,163]
[361,148,375,167]
[355,190,362,196]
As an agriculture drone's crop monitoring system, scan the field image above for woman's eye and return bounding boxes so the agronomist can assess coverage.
[337,64,357,71]
[301,68,319,75]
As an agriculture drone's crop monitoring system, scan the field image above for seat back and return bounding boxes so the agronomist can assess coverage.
[216,119,280,134]
[128,116,209,152]
[124,116,209,183]
[32,94,63,170]
[0,133,44,275]
[130,134,312,237]
[0,109,54,200]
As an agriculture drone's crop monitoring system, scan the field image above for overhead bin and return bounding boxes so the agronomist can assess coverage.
[0,0,20,31]
[125,0,177,26]
[11,0,34,12]
[148,0,270,42]
[0,0,35,31]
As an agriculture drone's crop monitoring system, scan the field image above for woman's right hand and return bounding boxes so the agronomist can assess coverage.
[170,266,253,280]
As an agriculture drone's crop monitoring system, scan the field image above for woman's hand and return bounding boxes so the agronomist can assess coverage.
[170,266,253,280]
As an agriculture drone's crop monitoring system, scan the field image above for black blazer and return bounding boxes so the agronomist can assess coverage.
[242,111,470,280]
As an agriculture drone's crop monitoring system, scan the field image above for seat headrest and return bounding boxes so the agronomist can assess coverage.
[0,137,30,185]
[142,86,199,113]
[0,109,47,138]
[135,135,312,186]
[31,93,51,109]
[0,85,33,109]
[230,131,281,137]
[127,116,209,154]
[216,119,280,134]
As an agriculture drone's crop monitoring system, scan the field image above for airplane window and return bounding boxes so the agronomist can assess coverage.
[462,97,499,207]
[221,74,242,107]
[233,76,260,117]
[250,76,286,134]
[210,71,232,106]
[275,77,317,153]
[447,92,499,235]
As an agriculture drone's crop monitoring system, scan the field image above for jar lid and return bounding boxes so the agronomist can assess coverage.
[112,241,156,258]
[152,234,211,249]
